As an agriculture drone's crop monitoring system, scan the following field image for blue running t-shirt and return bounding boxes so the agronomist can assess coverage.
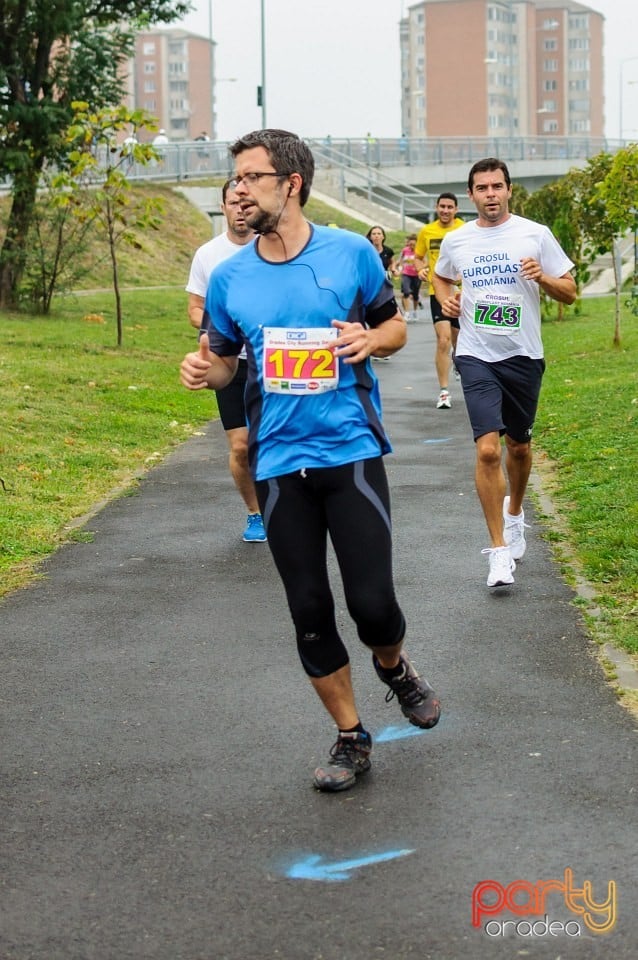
[204,224,397,480]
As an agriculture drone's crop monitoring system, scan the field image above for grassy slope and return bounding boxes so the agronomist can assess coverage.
[0,184,214,292]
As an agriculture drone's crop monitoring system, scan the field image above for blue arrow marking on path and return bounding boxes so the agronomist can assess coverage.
[422,437,452,444]
[285,849,415,882]
[375,724,427,742]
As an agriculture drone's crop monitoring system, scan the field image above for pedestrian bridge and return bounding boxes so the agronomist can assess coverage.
[124,134,622,228]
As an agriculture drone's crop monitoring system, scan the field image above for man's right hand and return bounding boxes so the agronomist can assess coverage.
[180,332,213,390]
[441,290,461,319]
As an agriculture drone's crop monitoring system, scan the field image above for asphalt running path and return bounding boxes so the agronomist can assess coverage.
[1,315,636,960]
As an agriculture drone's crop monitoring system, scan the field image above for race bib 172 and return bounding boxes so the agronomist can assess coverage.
[263,326,339,394]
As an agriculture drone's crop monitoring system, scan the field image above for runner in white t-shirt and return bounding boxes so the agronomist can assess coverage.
[185,181,265,543]
[433,158,576,589]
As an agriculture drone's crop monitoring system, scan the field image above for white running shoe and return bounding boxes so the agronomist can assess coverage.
[481,546,515,587]
[503,496,530,561]
[436,389,451,409]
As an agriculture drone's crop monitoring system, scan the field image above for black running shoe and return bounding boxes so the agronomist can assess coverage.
[373,652,441,729]
[313,730,372,792]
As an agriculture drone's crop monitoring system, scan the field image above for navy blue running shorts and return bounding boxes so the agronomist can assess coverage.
[216,358,248,431]
[454,355,546,443]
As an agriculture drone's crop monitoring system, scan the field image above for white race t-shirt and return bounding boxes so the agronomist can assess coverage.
[435,215,573,361]
[186,232,255,360]
[186,233,247,296]
[186,233,254,360]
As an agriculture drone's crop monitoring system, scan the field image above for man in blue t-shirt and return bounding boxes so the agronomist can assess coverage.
[181,129,440,791]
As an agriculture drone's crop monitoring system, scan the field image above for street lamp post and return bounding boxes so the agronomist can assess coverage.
[260,0,266,127]
[507,0,515,142]
[208,0,216,138]
[630,208,638,314]
[619,57,638,141]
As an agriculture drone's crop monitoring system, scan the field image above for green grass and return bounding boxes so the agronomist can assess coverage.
[536,300,638,655]
[304,196,371,234]
[0,290,214,594]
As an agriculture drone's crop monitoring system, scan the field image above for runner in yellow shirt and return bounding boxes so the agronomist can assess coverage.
[415,193,464,408]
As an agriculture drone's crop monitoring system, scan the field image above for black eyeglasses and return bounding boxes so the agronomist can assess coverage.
[229,171,287,188]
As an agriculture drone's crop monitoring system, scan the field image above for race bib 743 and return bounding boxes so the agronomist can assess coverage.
[473,295,522,334]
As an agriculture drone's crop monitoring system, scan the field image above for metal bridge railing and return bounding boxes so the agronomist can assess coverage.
[98,134,625,185]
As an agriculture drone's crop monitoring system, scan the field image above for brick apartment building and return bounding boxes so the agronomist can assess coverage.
[130,29,215,141]
[400,0,604,138]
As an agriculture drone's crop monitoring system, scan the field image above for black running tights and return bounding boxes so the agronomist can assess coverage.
[255,457,406,678]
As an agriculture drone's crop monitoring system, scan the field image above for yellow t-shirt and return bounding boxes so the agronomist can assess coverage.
[415,217,464,294]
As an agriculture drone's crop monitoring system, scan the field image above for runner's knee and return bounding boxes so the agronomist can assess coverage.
[296,627,349,678]
[476,435,502,467]
[350,600,406,650]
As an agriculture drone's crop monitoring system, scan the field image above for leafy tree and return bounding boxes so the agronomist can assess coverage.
[508,182,528,216]
[59,103,164,346]
[520,150,637,339]
[575,152,626,345]
[523,174,590,318]
[0,0,190,310]
[19,167,100,313]
[596,144,638,319]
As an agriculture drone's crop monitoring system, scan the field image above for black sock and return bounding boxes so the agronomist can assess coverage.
[376,658,406,680]
[339,721,366,736]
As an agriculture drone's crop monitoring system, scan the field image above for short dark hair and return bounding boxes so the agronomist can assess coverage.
[221,178,235,203]
[468,158,511,191]
[230,129,315,206]
[437,191,458,205]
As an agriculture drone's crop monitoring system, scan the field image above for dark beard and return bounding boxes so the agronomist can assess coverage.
[246,207,281,235]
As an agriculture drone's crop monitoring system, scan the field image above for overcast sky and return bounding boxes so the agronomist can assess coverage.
[171,0,638,142]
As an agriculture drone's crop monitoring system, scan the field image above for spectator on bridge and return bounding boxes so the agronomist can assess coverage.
[153,128,169,147]
[323,133,333,166]
[364,131,377,164]
[120,129,138,172]
[194,131,211,169]
[152,128,169,167]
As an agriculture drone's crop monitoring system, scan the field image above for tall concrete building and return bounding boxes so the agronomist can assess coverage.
[131,30,215,141]
[400,0,604,138]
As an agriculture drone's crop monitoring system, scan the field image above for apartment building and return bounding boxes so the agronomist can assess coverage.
[131,30,215,141]
[400,0,604,138]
